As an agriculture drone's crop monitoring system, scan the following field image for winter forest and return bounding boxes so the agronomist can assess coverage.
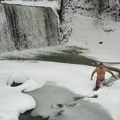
[0,0,120,120]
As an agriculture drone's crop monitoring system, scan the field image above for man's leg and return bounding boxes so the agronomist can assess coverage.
[98,80,108,88]
[94,80,100,91]
[102,80,107,86]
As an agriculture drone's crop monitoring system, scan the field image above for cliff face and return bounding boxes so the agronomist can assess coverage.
[0,3,60,53]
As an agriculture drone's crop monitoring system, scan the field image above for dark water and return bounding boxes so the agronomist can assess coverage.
[19,110,48,120]
[1,46,120,76]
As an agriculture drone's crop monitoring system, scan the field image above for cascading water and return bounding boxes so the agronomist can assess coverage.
[0,3,60,53]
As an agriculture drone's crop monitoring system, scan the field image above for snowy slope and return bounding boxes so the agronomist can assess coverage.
[66,14,120,62]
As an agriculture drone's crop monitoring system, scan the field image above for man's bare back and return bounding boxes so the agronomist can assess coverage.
[90,63,116,90]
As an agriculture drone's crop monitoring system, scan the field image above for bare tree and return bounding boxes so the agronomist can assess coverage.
[119,0,120,16]
[59,0,64,23]
[98,0,103,14]
[59,0,69,24]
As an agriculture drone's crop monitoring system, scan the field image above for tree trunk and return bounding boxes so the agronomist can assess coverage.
[98,0,103,14]
[59,0,64,24]
[119,0,120,16]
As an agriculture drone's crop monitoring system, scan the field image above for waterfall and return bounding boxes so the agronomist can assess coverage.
[0,3,60,53]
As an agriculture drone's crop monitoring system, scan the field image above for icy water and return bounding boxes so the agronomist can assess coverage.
[19,110,48,120]
[1,46,120,75]
[19,85,113,120]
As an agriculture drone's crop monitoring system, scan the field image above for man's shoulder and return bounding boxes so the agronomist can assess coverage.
[95,67,99,71]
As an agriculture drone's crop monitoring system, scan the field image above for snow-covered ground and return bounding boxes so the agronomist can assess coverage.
[0,0,120,120]
[66,14,120,63]
[0,60,119,120]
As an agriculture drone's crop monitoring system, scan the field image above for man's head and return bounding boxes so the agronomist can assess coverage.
[99,63,104,68]
[100,63,103,65]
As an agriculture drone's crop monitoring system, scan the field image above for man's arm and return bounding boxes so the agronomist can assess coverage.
[90,69,96,80]
[106,68,117,79]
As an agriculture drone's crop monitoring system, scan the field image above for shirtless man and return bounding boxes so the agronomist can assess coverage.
[90,63,116,91]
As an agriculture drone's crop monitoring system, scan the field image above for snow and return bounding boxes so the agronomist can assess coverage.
[66,14,120,62]
[0,60,119,120]
[95,87,120,120]
[7,72,29,86]
[0,86,36,120]
[14,79,43,92]
[0,0,120,120]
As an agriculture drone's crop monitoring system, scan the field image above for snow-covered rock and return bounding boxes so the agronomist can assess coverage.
[7,72,29,86]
